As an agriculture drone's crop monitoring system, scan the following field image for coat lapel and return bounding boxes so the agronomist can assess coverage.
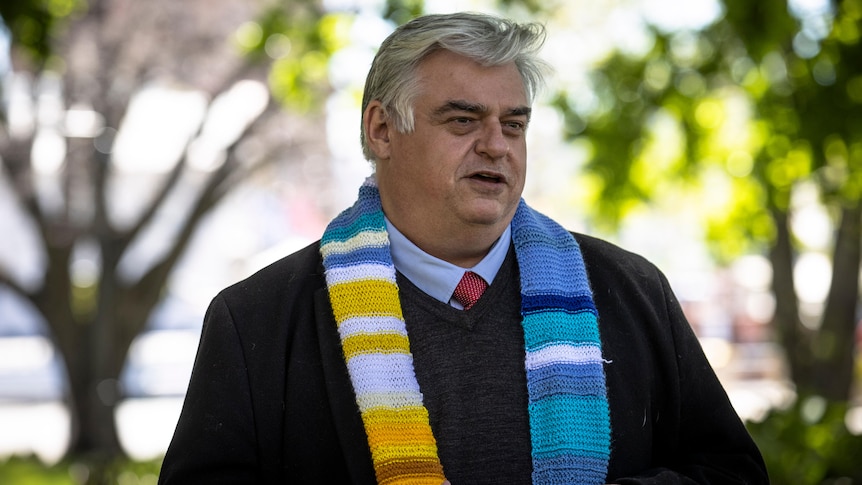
[313,287,377,484]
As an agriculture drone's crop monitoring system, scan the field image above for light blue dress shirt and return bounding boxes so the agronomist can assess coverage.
[385,217,512,310]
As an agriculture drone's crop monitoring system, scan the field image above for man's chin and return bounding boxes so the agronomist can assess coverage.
[462,204,516,229]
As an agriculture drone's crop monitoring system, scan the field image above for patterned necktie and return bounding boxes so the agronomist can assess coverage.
[452,271,488,310]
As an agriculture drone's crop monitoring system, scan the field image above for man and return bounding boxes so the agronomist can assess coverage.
[159,12,768,485]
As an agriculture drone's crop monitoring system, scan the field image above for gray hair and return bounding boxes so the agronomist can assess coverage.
[360,12,550,161]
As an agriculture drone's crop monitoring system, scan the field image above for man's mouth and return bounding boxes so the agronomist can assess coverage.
[470,172,504,183]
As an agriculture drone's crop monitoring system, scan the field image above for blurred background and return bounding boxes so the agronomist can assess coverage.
[0,0,860,483]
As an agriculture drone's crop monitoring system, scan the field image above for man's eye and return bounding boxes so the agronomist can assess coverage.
[504,121,526,132]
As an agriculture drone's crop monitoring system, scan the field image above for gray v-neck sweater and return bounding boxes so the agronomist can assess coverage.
[398,248,533,484]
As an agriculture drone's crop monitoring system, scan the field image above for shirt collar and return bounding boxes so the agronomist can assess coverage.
[385,217,511,305]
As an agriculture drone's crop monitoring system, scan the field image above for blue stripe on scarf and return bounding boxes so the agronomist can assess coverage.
[521,294,597,314]
[527,363,607,399]
[532,455,611,485]
[321,246,393,269]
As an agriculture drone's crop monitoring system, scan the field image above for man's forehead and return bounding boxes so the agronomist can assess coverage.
[412,51,529,111]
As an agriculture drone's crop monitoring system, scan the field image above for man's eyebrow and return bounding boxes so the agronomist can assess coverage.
[433,100,532,120]
[509,106,532,121]
[434,100,487,116]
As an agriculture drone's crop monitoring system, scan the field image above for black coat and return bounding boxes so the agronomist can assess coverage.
[158,233,768,484]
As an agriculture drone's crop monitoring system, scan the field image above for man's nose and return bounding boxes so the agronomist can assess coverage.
[475,121,509,160]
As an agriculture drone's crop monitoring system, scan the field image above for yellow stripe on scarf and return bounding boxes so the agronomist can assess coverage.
[328,279,403,323]
[342,333,411,359]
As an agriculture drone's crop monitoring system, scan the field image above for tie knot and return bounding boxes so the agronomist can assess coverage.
[452,271,488,310]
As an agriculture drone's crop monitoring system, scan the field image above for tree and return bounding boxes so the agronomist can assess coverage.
[0,0,350,478]
[555,0,861,402]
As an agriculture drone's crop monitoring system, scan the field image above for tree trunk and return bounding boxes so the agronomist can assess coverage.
[64,336,124,458]
[768,205,814,390]
[768,198,862,401]
[814,201,862,401]
[30,238,127,465]
[63,329,129,485]
[59,275,145,483]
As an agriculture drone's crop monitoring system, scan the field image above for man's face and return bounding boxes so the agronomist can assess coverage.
[369,49,530,264]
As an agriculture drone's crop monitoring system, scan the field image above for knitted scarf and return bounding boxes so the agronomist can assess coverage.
[320,176,610,485]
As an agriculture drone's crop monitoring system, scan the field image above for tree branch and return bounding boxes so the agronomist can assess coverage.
[118,154,188,256]
[0,268,37,308]
[0,133,50,241]
[120,100,283,338]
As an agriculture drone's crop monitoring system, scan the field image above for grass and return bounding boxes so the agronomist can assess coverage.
[0,455,162,485]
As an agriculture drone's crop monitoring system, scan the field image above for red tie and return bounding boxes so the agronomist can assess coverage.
[453,271,488,310]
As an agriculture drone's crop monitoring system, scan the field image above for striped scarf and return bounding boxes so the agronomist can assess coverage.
[320,176,610,484]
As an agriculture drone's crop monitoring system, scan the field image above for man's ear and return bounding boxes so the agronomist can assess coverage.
[363,100,391,161]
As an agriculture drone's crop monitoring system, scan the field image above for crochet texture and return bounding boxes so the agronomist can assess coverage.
[320,176,610,485]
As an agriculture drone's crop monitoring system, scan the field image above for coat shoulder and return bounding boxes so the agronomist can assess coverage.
[571,232,661,281]
[217,240,324,304]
